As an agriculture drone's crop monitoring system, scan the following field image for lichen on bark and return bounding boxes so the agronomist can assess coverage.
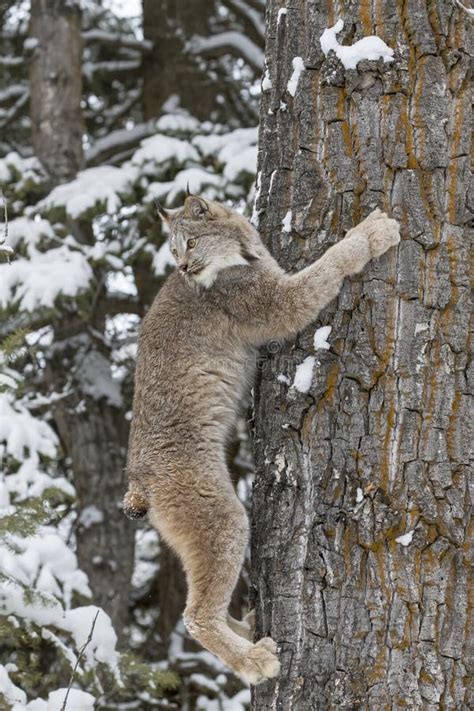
[250,2,472,708]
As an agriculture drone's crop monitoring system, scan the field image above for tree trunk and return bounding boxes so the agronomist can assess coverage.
[28,2,135,640]
[48,334,135,640]
[29,0,84,183]
[142,0,221,121]
[251,2,472,709]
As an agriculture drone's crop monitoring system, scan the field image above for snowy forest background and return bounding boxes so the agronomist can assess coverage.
[0,1,264,708]
[1,0,472,708]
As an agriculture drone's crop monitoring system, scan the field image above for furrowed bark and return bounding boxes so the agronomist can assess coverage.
[251,2,472,709]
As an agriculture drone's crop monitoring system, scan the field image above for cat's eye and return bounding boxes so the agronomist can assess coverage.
[187,238,197,250]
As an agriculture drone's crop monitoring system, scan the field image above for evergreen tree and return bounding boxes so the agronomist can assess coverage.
[1,0,262,707]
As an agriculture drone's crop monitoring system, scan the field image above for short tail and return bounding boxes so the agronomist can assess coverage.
[123,484,149,520]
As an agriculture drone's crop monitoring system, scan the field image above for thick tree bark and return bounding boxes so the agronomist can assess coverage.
[251,2,472,709]
[29,0,84,182]
[28,2,135,640]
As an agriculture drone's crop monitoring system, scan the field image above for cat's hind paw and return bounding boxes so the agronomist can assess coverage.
[235,637,281,685]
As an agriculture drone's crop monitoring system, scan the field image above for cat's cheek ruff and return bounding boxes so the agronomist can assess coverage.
[191,254,249,289]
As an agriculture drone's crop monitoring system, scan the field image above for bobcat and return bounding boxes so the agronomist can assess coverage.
[124,196,400,684]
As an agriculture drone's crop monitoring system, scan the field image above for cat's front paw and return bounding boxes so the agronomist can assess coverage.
[365,210,401,258]
[234,637,280,685]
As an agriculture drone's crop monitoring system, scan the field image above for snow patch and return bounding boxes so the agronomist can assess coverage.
[0,246,93,312]
[320,19,394,70]
[151,240,175,277]
[262,69,272,91]
[5,217,54,252]
[132,133,199,172]
[0,394,58,461]
[79,505,104,529]
[293,356,315,393]
[39,166,136,219]
[281,210,292,233]
[147,166,222,205]
[314,326,332,350]
[75,350,123,408]
[20,688,96,711]
[287,56,304,97]
[415,322,429,335]
[0,664,26,706]
[395,530,414,547]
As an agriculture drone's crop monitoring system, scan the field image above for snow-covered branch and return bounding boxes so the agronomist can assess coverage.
[225,0,265,40]
[187,31,264,72]
[82,29,153,52]
[85,122,155,166]
[102,88,142,131]
[83,59,141,80]
[0,90,29,129]
[0,84,27,105]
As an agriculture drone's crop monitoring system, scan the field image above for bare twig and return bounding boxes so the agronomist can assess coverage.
[60,610,100,711]
[0,189,13,263]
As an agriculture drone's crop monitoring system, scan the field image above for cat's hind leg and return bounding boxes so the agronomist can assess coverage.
[147,476,280,684]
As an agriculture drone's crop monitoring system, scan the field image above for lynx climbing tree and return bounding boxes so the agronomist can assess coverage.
[251,1,472,708]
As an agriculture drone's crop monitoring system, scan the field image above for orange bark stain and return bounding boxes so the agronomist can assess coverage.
[359,0,372,35]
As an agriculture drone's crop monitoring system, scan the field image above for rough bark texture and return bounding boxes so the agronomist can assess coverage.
[28,2,135,639]
[29,0,84,182]
[251,2,472,709]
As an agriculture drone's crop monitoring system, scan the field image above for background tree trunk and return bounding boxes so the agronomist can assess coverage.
[142,0,218,121]
[251,2,472,709]
[29,0,84,182]
[28,0,135,640]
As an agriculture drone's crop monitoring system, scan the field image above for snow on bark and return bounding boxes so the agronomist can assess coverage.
[292,356,316,393]
[252,1,471,708]
[286,56,304,96]
[320,19,394,70]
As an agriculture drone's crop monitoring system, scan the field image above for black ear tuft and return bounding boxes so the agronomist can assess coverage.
[154,199,170,223]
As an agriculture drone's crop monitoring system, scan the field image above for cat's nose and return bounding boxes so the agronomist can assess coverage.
[179,263,188,273]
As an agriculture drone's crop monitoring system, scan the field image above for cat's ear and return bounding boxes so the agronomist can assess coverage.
[184,195,210,219]
[154,200,180,224]
[240,241,261,262]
